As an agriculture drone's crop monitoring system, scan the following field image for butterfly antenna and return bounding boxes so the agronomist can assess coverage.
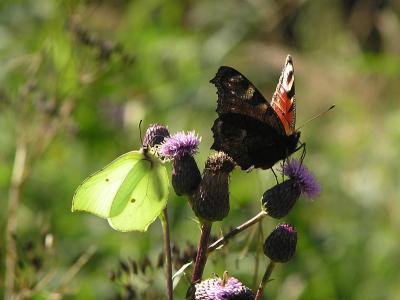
[297,104,335,130]
[138,120,144,146]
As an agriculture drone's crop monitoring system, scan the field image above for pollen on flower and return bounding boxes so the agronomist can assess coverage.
[159,131,201,159]
[282,159,321,199]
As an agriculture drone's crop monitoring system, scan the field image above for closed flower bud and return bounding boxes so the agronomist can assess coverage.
[160,131,202,195]
[192,152,235,222]
[261,179,301,219]
[195,272,254,300]
[263,223,297,263]
[261,159,320,218]
[142,124,170,148]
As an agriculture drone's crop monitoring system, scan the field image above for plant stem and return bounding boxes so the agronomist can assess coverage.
[5,137,27,300]
[207,211,267,253]
[160,207,173,300]
[255,261,276,300]
[191,222,212,283]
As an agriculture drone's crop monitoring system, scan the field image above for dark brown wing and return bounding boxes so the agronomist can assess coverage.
[210,66,285,136]
[211,113,299,170]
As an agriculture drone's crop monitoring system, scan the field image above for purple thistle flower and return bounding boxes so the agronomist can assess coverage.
[160,131,201,159]
[282,159,321,199]
[195,274,254,300]
[142,124,170,148]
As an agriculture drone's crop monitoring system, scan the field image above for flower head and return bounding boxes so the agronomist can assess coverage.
[282,159,321,199]
[160,131,201,159]
[142,124,170,148]
[263,223,297,263]
[195,273,254,300]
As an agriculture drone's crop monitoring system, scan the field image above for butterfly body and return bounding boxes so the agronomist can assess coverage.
[210,56,300,170]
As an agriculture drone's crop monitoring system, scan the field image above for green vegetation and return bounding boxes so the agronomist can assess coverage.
[1,0,399,299]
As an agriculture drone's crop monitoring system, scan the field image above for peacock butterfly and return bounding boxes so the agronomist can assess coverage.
[210,55,302,170]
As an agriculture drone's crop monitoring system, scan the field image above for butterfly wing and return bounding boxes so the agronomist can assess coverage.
[271,55,296,135]
[108,155,169,232]
[210,58,299,170]
[210,66,285,135]
[72,150,169,232]
[72,151,145,218]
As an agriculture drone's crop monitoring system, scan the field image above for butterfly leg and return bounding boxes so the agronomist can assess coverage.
[298,142,306,165]
[281,160,285,182]
[294,142,307,174]
[270,168,279,185]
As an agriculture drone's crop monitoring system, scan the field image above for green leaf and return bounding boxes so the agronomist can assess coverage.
[172,261,193,290]
[72,150,169,232]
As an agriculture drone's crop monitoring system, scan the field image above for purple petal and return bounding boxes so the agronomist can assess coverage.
[282,159,321,199]
[159,131,201,159]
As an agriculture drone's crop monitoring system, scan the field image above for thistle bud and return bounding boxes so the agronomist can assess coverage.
[192,152,235,222]
[194,272,254,300]
[160,131,202,195]
[261,179,301,219]
[261,159,320,218]
[263,223,297,263]
[142,124,170,148]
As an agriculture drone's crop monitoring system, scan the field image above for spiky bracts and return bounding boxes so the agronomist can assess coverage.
[192,152,235,222]
[263,223,297,263]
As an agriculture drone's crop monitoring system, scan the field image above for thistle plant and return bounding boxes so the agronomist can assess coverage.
[72,65,321,299]
[72,121,321,299]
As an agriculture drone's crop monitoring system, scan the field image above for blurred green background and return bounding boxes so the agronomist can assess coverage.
[1,0,400,299]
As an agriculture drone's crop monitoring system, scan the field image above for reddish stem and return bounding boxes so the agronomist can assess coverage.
[191,222,212,283]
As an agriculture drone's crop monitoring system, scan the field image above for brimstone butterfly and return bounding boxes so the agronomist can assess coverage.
[72,149,169,232]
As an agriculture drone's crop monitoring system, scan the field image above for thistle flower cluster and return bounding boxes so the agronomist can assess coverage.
[142,124,321,299]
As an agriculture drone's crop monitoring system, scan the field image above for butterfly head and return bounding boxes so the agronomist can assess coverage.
[141,124,170,158]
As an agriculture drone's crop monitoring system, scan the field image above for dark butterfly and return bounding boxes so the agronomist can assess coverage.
[210,55,302,170]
